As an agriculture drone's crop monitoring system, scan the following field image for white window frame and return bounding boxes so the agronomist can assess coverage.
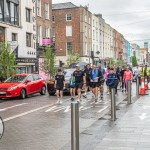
[45,28,50,38]
[66,14,72,21]
[37,0,41,17]
[37,26,42,45]
[45,3,49,19]
[66,26,72,37]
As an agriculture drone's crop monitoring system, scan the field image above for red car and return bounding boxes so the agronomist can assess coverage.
[0,74,46,99]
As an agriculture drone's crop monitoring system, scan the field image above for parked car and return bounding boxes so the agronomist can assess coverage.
[0,74,46,99]
[47,69,75,95]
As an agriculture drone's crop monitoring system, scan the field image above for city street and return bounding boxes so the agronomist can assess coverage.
[0,83,137,150]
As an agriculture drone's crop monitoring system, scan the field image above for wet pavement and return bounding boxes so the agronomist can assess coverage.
[0,83,140,150]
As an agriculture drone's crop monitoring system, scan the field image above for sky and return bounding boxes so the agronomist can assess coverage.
[53,0,150,49]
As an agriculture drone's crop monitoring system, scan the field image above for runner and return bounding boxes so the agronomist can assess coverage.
[73,64,86,102]
[120,66,126,92]
[55,69,65,104]
[123,67,133,94]
[107,67,118,95]
[69,74,76,101]
[99,65,105,99]
[90,64,103,102]
[83,64,92,98]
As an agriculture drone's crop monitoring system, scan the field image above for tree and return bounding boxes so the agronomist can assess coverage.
[42,46,56,78]
[0,42,16,78]
[67,52,80,67]
[132,55,138,67]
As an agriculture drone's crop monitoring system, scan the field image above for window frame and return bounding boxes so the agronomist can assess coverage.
[26,8,31,22]
[45,3,49,19]
[66,14,72,21]
[67,42,72,55]
[12,33,17,41]
[26,33,32,47]
[66,25,72,37]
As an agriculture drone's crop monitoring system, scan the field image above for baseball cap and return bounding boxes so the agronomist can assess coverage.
[76,64,80,67]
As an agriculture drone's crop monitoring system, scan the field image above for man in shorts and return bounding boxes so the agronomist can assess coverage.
[83,64,92,98]
[73,65,86,102]
[55,69,65,104]
[90,64,103,102]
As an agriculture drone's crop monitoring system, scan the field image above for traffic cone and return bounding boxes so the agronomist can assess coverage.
[140,77,146,95]
[144,77,149,90]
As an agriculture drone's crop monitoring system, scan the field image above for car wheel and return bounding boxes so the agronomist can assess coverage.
[40,86,46,95]
[20,89,26,99]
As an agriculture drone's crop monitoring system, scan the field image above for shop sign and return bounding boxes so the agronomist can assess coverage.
[16,58,38,63]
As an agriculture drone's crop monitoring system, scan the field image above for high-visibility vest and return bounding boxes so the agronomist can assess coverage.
[141,67,150,76]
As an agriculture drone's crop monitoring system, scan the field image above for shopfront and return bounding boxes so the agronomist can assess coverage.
[16,58,38,74]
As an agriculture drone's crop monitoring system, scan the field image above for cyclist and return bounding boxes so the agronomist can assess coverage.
[73,64,86,103]
[90,64,103,102]
[55,69,65,104]
[83,64,92,98]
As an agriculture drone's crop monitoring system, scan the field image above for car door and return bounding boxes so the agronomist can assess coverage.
[33,74,41,92]
[25,75,35,94]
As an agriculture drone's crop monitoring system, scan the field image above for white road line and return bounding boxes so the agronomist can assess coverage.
[3,104,54,122]
[45,106,57,112]
[64,106,71,113]
[79,106,84,111]
[97,106,108,113]
[54,106,66,112]
[80,106,93,111]
[0,103,28,112]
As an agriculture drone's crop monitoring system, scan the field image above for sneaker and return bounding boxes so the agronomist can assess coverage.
[77,99,81,103]
[100,94,103,99]
[56,98,60,104]
[83,94,87,98]
[107,92,110,95]
[95,97,98,102]
[59,100,63,104]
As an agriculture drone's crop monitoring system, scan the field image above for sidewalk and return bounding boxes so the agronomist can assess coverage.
[95,94,150,150]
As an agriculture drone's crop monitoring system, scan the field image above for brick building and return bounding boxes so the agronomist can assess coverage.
[52,2,92,65]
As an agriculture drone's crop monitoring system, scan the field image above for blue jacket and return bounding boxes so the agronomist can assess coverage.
[107,73,118,88]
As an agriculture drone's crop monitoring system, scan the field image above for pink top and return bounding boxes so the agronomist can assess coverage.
[123,70,133,80]
[105,71,110,80]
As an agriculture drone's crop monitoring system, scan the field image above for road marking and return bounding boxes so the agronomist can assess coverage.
[79,106,84,111]
[139,113,148,120]
[0,103,28,112]
[80,106,93,111]
[45,106,57,112]
[54,106,66,112]
[64,106,71,113]
[3,104,54,122]
[97,106,108,113]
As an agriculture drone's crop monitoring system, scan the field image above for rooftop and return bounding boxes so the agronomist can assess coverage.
[52,2,78,10]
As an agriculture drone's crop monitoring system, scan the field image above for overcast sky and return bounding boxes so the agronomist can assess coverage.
[53,0,150,49]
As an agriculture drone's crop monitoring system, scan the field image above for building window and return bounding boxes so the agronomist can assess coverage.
[26,8,31,22]
[66,14,72,21]
[89,28,91,38]
[85,43,87,55]
[85,26,87,37]
[89,17,91,24]
[37,26,42,45]
[66,26,72,37]
[10,2,18,25]
[93,30,95,40]
[52,15,55,22]
[45,3,49,19]
[45,28,50,38]
[52,28,55,36]
[12,33,17,41]
[37,0,41,16]
[84,15,87,22]
[26,33,31,47]
[0,1,4,21]
[67,42,72,55]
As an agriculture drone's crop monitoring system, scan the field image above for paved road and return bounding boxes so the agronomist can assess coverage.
[0,83,137,150]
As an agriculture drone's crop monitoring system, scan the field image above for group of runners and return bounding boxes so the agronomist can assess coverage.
[54,63,149,104]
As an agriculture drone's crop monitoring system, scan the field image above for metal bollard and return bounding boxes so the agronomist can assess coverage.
[111,88,116,121]
[71,101,79,150]
[128,80,132,104]
[136,77,139,96]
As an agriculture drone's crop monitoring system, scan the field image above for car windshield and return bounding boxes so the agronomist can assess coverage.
[64,70,74,78]
[5,76,27,83]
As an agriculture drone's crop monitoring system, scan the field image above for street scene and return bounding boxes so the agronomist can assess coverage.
[0,0,150,150]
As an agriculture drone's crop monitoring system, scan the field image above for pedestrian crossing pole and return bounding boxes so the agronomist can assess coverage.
[128,80,132,104]
[71,101,79,150]
[111,88,116,121]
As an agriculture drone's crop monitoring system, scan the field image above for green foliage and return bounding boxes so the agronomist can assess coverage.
[132,55,138,67]
[109,59,125,66]
[42,46,56,77]
[0,42,16,78]
[67,52,80,67]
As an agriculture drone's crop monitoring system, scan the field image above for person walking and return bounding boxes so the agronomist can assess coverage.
[141,64,150,83]
[105,66,110,95]
[120,66,126,92]
[107,67,118,95]
[73,64,86,103]
[83,64,92,98]
[99,65,105,99]
[55,69,65,104]
[69,74,76,101]
[90,64,103,102]
[123,67,133,94]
